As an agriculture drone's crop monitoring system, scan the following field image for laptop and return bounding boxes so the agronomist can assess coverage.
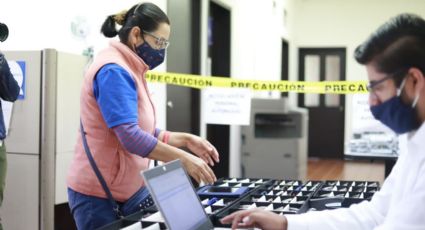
[142,159,215,230]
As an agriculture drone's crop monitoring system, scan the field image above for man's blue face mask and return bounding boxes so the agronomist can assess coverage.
[135,42,165,70]
[370,78,421,134]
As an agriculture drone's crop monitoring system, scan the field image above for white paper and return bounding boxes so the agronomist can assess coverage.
[273,197,282,203]
[265,204,274,211]
[120,222,142,230]
[141,212,164,223]
[215,199,224,206]
[143,223,162,230]
[204,206,212,214]
[0,101,13,136]
[202,88,251,125]
[201,198,209,205]
[247,203,257,210]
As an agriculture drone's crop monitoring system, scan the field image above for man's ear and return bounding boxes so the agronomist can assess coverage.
[408,67,424,96]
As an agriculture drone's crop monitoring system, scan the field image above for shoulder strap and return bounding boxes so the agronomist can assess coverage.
[80,120,123,219]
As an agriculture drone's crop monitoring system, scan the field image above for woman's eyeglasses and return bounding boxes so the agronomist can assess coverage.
[143,31,169,49]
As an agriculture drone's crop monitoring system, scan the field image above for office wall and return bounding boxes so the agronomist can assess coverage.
[290,0,425,148]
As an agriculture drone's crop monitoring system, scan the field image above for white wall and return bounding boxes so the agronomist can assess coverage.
[0,0,167,129]
[0,0,166,54]
[290,0,425,148]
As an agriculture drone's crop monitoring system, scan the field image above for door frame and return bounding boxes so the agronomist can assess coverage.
[206,1,231,178]
[298,48,346,107]
[281,39,289,98]
[298,48,347,158]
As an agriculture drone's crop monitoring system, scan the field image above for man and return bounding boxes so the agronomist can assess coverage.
[221,13,425,230]
[0,22,20,230]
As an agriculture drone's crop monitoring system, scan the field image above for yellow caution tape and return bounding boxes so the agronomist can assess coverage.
[145,72,369,94]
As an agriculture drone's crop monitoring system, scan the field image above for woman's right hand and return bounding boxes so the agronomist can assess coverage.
[148,141,217,184]
[181,152,217,184]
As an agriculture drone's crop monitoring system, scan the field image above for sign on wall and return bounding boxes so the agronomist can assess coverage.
[202,88,251,125]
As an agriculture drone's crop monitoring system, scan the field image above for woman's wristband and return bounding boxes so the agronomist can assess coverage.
[163,131,170,144]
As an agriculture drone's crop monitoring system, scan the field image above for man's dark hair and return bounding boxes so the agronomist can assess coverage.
[354,13,425,86]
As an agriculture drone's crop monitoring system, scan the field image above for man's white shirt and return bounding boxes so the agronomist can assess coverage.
[286,122,425,230]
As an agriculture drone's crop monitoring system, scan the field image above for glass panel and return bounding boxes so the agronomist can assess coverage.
[304,55,320,106]
[325,55,340,107]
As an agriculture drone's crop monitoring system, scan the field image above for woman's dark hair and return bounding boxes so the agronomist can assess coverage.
[354,13,425,86]
[100,2,169,43]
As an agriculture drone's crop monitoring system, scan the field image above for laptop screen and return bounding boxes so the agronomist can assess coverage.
[143,160,213,230]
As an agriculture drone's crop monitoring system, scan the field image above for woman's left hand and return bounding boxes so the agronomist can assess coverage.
[186,134,220,166]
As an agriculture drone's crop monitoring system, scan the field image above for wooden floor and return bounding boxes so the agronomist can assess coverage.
[307,158,385,184]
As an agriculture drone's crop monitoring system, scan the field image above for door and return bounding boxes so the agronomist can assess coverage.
[298,48,346,158]
[166,0,201,135]
[207,1,231,178]
[281,40,289,98]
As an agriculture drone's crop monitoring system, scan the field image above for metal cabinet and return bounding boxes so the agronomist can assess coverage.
[2,50,86,230]
[241,98,308,180]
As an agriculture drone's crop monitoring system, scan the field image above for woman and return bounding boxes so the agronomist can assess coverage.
[66,2,219,229]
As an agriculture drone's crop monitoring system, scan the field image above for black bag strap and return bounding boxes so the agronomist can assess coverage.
[80,120,123,219]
